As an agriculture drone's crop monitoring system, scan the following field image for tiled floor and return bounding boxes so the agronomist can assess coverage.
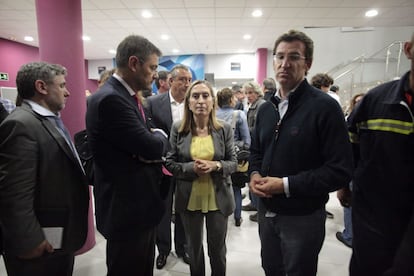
[0,189,352,275]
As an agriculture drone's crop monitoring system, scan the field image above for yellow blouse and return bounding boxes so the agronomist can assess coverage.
[187,135,218,213]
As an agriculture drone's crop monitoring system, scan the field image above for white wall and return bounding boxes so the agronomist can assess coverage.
[88,59,115,80]
[87,26,413,84]
[204,53,256,79]
[306,26,412,77]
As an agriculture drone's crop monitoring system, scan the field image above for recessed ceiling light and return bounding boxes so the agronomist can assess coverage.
[24,36,34,42]
[252,9,263,17]
[109,49,116,54]
[243,34,251,40]
[161,34,170,40]
[365,9,378,17]
[172,49,179,53]
[142,10,153,18]
[82,35,91,41]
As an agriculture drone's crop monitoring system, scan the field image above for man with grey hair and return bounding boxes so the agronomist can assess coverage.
[146,64,192,269]
[0,62,89,275]
[86,35,169,275]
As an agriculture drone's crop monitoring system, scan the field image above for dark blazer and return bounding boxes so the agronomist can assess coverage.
[166,121,237,217]
[0,103,89,256]
[146,92,173,135]
[0,102,8,123]
[0,102,8,255]
[86,76,169,241]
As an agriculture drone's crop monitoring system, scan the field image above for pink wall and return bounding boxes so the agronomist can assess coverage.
[0,38,97,94]
[0,38,39,88]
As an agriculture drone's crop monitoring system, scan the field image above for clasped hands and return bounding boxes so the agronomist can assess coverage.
[193,159,216,176]
[249,173,284,197]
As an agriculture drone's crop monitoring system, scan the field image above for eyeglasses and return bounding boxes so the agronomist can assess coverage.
[273,53,306,63]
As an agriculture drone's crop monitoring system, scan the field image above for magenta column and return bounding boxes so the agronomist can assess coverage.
[256,48,268,85]
[35,0,95,255]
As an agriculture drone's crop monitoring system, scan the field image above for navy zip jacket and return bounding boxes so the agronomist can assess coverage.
[249,79,353,215]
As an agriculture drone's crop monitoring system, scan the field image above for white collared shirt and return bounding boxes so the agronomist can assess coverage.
[169,90,184,122]
[113,73,135,96]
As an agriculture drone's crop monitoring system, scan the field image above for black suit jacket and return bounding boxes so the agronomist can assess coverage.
[86,76,169,241]
[0,103,89,256]
[0,102,8,123]
[146,92,173,136]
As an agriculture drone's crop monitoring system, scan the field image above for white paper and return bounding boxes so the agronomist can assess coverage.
[42,227,63,249]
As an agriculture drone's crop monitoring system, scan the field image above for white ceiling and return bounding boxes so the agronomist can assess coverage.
[1,0,414,60]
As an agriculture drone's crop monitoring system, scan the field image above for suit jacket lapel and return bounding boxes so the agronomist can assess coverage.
[23,104,84,173]
[42,118,82,167]
[162,94,173,129]
[109,77,147,125]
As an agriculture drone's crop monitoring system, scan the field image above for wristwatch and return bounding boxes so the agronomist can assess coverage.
[216,161,222,172]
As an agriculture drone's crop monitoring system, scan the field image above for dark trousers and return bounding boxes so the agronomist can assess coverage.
[350,210,395,276]
[4,251,74,276]
[106,228,156,276]
[181,210,228,276]
[156,175,186,255]
[258,205,326,276]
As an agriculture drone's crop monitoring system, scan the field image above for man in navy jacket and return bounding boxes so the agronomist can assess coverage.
[248,30,353,276]
[86,35,169,276]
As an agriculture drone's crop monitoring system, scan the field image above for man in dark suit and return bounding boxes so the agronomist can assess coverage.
[0,62,89,276]
[86,35,169,276]
[146,64,192,269]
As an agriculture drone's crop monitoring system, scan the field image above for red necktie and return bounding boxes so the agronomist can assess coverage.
[134,95,146,122]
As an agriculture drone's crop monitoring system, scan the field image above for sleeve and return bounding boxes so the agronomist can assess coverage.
[165,122,198,181]
[0,119,45,255]
[99,94,168,161]
[288,100,354,196]
[236,111,251,148]
[218,124,238,177]
[0,102,8,123]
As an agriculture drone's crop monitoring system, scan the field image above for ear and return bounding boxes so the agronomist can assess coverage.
[305,59,313,73]
[34,80,48,95]
[404,41,413,60]
[128,56,140,72]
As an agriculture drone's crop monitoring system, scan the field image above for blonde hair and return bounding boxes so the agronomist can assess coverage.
[178,80,223,135]
[242,81,263,97]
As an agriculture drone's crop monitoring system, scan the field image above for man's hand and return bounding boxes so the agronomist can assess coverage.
[249,174,284,197]
[337,187,352,207]
[18,240,54,259]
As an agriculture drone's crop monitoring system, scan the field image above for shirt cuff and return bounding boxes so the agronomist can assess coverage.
[283,177,290,198]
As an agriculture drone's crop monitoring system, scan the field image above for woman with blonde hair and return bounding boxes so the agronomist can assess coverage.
[166,80,237,276]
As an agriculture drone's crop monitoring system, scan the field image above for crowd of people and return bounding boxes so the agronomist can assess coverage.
[0,30,413,276]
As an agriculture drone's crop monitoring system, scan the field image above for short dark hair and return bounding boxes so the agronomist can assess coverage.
[273,30,314,63]
[330,84,339,92]
[231,84,242,93]
[217,88,234,108]
[310,73,334,89]
[155,70,169,89]
[115,35,162,68]
[16,62,67,99]
[263,78,276,90]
